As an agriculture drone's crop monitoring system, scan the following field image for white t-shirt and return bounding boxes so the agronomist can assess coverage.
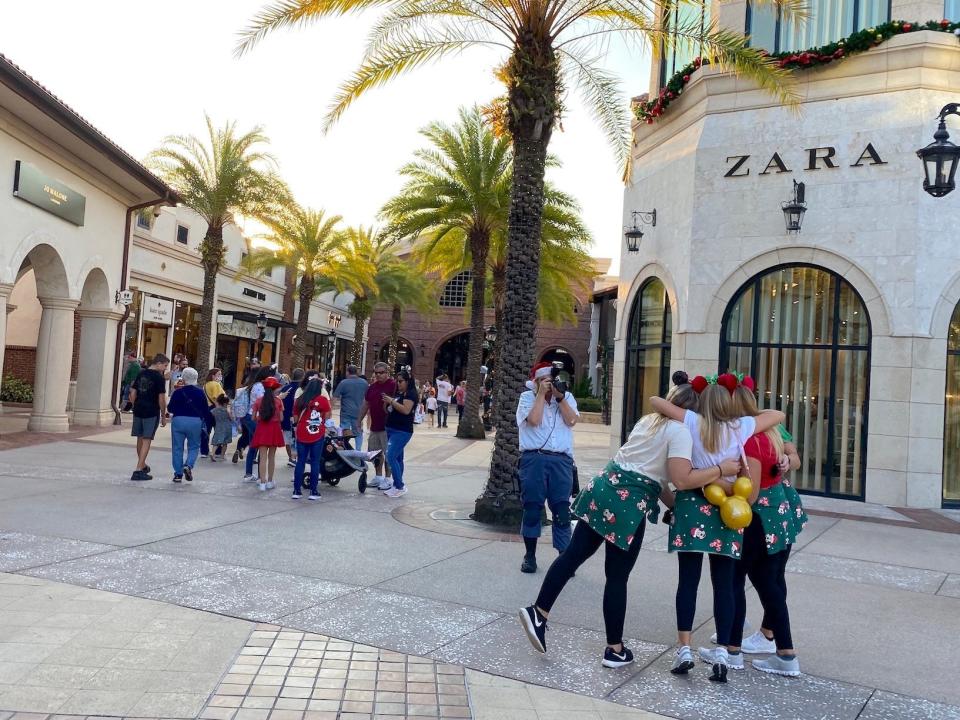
[516,391,579,456]
[436,380,453,403]
[426,397,438,411]
[613,415,693,486]
[683,410,756,470]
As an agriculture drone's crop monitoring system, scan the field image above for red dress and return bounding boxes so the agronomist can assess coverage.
[251,397,285,448]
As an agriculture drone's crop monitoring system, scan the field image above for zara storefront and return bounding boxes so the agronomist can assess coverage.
[613,1,960,508]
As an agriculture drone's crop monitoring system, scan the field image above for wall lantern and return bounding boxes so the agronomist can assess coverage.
[373,341,380,352]
[485,325,498,343]
[623,210,657,252]
[917,103,960,198]
[781,180,806,233]
[419,342,426,357]
[255,311,268,331]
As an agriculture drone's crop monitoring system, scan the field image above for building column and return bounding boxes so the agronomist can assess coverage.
[0,283,14,404]
[73,308,124,426]
[28,296,80,433]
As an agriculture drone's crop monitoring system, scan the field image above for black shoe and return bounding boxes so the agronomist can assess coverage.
[602,646,634,668]
[172,474,183,483]
[520,553,537,574]
[130,470,151,481]
[232,450,239,464]
[518,606,547,653]
[143,465,151,474]
[709,662,728,683]
[183,466,193,482]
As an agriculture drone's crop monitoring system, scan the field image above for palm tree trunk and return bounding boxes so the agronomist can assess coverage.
[388,304,402,370]
[349,299,370,368]
[457,230,489,439]
[195,226,226,380]
[279,262,297,370]
[474,37,557,525]
[292,276,314,371]
[489,268,506,383]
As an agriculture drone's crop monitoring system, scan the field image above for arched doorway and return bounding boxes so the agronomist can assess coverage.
[621,278,672,442]
[944,302,960,506]
[721,264,871,499]
[378,337,414,374]
[434,331,493,385]
[73,268,120,426]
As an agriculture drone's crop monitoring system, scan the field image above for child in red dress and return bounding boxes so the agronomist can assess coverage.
[251,376,285,491]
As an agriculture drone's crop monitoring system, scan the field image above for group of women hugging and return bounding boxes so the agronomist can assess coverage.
[518,370,808,683]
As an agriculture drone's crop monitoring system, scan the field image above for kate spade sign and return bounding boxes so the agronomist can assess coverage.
[13,161,86,225]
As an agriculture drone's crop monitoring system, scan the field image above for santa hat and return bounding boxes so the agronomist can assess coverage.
[525,362,553,391]
[262,376,281,390]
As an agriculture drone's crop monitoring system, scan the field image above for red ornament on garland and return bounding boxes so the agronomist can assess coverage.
[683,75,690,82]
[941,18,950,27]
[902,23,912,31]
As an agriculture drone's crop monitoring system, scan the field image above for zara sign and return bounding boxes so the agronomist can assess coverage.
[724,143,887,177]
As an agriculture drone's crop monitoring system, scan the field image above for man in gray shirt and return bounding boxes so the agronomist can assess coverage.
[333,364,369,449]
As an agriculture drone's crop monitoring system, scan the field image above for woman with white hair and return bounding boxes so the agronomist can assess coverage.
[166,367,215,483]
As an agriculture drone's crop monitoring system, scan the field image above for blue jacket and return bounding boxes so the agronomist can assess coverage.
[168,385,215,429]
[281,382,298,430]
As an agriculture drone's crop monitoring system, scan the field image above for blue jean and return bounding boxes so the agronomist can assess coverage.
[242,415,259,475]
[341,413,362,450]
[437,401,449,426]
[385,428,413,489]
[519,451,574,552]
[294,440,322,494]
[171,416,202,476]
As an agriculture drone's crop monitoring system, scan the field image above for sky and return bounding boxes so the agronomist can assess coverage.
[1,1,653,273]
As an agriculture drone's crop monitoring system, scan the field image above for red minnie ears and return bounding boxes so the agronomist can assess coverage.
[689,372,753,394]
[741,376,756,392]
[691,376,708,394]
[717,373,738,394]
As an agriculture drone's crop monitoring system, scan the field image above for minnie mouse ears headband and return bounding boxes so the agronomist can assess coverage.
[677,370,755,395]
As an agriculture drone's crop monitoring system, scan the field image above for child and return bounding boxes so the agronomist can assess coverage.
[426,391,438,428]
[251,376,285,491]
[210,394,234,461]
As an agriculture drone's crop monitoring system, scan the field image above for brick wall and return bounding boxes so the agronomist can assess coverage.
[3,346,36,385]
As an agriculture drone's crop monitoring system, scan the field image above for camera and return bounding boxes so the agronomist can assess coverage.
[549,361,568,396]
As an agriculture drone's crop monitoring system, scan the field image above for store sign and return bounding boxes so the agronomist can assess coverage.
[724,143,887,178]
[217,316,277,344]
[143,296,173,325]
[13,161,86,225]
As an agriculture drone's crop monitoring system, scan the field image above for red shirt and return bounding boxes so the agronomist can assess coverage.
[744,432,782,489]
[455,386,466,405]
[295,395,332,444]
[252,397,283,425]
[365,379,397,432]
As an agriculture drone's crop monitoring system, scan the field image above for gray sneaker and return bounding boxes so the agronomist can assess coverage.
[699,646,743,670]
[752,655,801,677]
[670,645,694,675]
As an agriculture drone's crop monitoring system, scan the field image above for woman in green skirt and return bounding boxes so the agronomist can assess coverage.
[518,372,740,670]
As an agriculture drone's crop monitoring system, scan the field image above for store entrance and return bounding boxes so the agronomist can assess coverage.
[142,324,169,361]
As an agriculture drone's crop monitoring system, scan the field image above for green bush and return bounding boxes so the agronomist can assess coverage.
[1,375,33,403]
[571,374,593,398]
[576,396,602,413]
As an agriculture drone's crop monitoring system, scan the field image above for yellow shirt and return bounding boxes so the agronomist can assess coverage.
[204,380,225,405]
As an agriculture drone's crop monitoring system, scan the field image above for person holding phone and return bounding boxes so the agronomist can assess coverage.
[382,369,418,497]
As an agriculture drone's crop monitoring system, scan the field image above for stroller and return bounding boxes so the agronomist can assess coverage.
[318,433,374,494]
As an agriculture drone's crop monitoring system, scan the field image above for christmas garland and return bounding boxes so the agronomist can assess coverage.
[634,19,960,124]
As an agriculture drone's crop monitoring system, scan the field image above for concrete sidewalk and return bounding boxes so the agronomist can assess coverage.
[0,418,958,719]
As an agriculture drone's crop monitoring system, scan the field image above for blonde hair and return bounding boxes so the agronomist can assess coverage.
[648,382,699,433]
[732,385,784,456]
[697,384,740,454]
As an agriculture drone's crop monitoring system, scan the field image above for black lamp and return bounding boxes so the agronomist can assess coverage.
[782,180,806,233]
[623,210,656,252]
[918,103,960,198]
[419,342,426,357]
[485,325,498,343]
[256,311,268,330]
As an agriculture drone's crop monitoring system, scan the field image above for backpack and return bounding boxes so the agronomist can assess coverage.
[233,386,251,418]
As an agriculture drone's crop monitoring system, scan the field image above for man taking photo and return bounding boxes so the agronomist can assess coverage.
[516,362,579,573]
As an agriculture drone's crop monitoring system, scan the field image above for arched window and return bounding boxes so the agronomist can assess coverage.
[944,303,960,506]
[621,278,672,442]
[439,271,472,308]
[721,265,870,499]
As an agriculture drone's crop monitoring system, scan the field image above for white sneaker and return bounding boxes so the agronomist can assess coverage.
[258,482,267,491]
[384,487,407,497]
[742,630,777,654]
[243,474,257,482]
[699,646,743,670]
[364,450,382,461]
[711,620,750,644]
[266,480,275,490]
[670,645,694,675]
[308,493,321,501]
[286,460,297,468]
[377,479,393,491]
[752,654,801,677]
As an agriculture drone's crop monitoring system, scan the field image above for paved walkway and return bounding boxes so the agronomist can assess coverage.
[0,416,958,719]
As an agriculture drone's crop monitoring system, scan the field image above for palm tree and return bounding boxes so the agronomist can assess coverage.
[238,0,799,523]
[149,116,288,377]
[334,227,432,369]
[239,206,370,370]
[381,107,508,439]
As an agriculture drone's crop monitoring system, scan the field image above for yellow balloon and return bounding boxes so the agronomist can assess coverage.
[720,496,753,530]
[704,482,727,506]
[733,476,753,499]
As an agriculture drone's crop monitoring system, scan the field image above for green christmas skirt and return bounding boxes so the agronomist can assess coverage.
[753,483,797,555]
[668,489,744,559]
[571,461,661,552]
[782,478,808,539]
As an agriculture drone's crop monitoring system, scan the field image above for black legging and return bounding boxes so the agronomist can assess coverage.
[731,516,793,651]
[535,520,645,645]
[761,544,791,630]
[675,551,736,646]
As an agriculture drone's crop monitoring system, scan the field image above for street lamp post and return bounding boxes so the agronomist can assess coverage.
[327,329,336,379]
[917,103,960,198]
[255,311,268,360]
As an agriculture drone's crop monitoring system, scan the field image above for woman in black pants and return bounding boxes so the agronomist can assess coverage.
[519,373,740,669]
